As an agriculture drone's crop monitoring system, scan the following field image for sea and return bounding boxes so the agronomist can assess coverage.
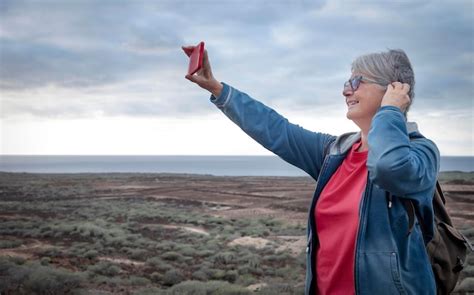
[0,156,472,176]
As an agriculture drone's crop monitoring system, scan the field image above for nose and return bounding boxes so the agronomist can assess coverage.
[343,87,353,97]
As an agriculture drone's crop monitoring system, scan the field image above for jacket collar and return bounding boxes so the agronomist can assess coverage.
[328,121,420,156]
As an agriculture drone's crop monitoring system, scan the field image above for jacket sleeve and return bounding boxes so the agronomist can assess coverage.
[367,105,440,199]
[210,83,336,181]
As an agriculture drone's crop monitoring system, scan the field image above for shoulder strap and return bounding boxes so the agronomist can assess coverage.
[401,198,416,236]
[402,180,443,236]
[401,134,432,236]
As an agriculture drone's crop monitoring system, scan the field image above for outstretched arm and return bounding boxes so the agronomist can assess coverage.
[182,45,335,180]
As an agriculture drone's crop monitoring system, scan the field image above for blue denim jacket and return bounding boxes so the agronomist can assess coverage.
[210,83,439,294]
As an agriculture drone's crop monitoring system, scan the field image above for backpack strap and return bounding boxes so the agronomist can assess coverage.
[401,197,416,236]
[401,180,442,237]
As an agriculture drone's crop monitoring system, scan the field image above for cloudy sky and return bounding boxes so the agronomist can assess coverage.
[0,0,472,156]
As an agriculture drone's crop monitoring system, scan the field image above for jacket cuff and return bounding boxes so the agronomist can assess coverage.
[376,105,405,117]
[210,82,231,108]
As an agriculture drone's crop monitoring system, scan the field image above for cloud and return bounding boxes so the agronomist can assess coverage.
[0,0,472,123]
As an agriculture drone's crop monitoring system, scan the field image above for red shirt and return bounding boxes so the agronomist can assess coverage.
[315,140,368,295]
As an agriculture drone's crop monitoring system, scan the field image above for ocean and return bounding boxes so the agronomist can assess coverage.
[0,155,472,176]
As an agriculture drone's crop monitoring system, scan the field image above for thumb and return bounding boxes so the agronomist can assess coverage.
[185,74,201,84]
[185,74,195,82]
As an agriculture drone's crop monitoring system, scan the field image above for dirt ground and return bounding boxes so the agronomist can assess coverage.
[89,173,474,228]
[0,172,472,294]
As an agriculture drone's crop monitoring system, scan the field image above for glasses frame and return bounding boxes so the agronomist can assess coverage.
[344,75,387,92]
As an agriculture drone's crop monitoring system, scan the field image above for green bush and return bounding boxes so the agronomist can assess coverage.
[213,251,236,265]
[87,261,122,276]
[134,287,163,295]
[126,275,150,286]
[145,257,173,271]
[40,257,51,266]
[192,270,209,281]
[150,272,163,283]
[23,267,84,294]
[163,269,185,286]
[462,265,474,277]
[454,277,474,293]
[0,240,22,249]
[176,245,198,257]
[162,251,184,262]
[129,248,149,260]
[259,283,296,295]
[165,280,251,295]
[223,270,238,283]
[0,258,84,294]
[83,250,99,259]
[236,273,257,286]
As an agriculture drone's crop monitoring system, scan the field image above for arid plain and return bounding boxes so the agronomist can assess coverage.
[0,172,472,294]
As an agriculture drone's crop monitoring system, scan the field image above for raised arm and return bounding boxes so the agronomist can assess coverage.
[182,45,335,180]
[367,105,440,198]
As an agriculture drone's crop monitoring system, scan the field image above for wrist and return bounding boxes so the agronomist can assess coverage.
[209,80,223,97]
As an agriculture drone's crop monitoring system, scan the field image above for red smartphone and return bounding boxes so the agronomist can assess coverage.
[187,41,205,75]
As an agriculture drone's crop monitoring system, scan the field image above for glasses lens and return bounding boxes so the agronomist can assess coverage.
[351,76,362,91]
[344,81,351,90]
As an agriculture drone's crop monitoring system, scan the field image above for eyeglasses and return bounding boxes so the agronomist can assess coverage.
[344,75,386,92]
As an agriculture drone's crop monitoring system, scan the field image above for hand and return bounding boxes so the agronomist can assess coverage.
[182,45,223,97]
[381,82,411,113]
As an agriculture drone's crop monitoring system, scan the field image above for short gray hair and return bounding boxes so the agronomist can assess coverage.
[351,49,415,116]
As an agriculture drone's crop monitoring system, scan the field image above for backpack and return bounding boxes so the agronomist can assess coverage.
[395,181,473,294]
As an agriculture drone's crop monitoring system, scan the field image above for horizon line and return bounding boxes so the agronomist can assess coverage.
[1,154,473,157]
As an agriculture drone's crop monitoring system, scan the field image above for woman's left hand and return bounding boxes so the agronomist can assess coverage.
[381,82,411,112]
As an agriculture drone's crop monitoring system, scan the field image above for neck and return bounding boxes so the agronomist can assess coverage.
[358,132,369,152]
[354,120,370,152]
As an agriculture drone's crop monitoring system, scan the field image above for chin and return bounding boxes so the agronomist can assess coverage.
[346,110,357,120]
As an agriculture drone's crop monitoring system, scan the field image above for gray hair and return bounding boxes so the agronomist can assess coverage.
[351,49,415,116]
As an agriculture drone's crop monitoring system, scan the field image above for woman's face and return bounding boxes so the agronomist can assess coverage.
[343,73,386,124]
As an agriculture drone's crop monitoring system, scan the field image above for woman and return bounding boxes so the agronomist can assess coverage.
[182,46,439,295]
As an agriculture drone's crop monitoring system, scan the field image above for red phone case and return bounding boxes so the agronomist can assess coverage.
[187,41,205,75]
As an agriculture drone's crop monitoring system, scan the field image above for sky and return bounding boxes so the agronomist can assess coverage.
[0,0,473,156]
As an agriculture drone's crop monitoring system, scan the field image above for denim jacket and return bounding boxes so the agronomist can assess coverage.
[210,83,440,294]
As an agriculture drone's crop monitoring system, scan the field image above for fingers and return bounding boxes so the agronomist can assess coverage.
[390,82,410,93]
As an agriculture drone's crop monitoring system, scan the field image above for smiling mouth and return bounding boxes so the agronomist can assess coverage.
[347,101,359,107]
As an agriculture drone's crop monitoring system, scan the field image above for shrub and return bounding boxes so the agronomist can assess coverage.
[40,257,51,266]
[259,283,295,295]
[0,240,22,249]
[87,261,122,276]
[165,280,251,295]
[129,248,149,260]
[41,247,63,258]
[134,287,163,295]
[83,250,99,259]
[223,270,238,283]
[150,272,163,283]
[176,245,198,257]
[0,259,84,294]
[454,278,474,293]
[461,227,474,238]
[213,251,236,265]
[192,270,209,281]
[162,251,184,262]
[210,269,226,280]
[163,269,185,286]
[145,256,174,271]
[127,275,150,286]
[236,273,257,286]
[23,266,85,294]
[196,249,215,258]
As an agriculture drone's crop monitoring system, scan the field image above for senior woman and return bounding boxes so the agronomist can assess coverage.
[182,46,439,295]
